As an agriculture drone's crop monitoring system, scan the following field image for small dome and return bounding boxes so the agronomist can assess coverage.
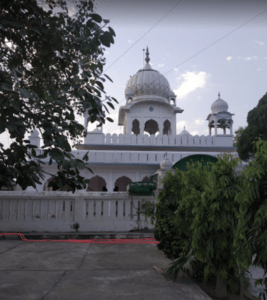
[91,128,102,134]
[169,90,176,98]
[125,47,170,101]
[211,93,228,113]
[179,126,190,136]
[126,89,134,96]
[160,153,173,170]
[31,128,39,137]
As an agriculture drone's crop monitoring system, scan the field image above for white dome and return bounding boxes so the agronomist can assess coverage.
[126,89,134,96]
[125,48,170,101]
[160,153,173,170]
[169,90,176,98]
[179,126,190,136]
[211,93,228,113]
[31,128,39,137]
[91,128,102,134]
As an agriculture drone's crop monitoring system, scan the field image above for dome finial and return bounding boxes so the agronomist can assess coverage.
[145,47,150,64]
[184,125,185,130]
[218,92,220,98]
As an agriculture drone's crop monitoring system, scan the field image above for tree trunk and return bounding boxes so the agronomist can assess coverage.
[238,266,247,300]
[215,276,227,299]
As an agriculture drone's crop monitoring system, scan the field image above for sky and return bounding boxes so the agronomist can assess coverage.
[89,0,267,137]
[1,0,267,147]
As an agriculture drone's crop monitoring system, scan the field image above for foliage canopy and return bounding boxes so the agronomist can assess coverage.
[236,92,267,161]
[0,0,117,192]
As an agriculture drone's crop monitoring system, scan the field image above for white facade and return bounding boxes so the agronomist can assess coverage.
[0,48,248,233]
[28,47,243,193]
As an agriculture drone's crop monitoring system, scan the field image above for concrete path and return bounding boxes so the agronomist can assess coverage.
[0,235,212,300]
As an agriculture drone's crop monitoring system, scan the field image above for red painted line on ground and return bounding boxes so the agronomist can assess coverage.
[0,233,160,244]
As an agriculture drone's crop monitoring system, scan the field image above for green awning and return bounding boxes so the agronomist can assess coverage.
[172,154,218,172]
[127,181,157,196]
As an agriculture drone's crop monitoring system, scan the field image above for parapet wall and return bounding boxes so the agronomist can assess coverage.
[0,192,156,232]
[85,132,234,147]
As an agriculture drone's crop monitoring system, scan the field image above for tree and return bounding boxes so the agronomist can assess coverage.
[190,153,242,298]
[234,139,267,300]
[160,154,245,299]
[153,169,185,260]
[0,0,117,192]
[236,93,267,162]
[233,126,245,147]
[161,160,211,284]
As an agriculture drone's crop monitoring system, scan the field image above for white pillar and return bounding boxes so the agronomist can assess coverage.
[230,122,233,135]
[215,118,217,135]
[127,120,131,134]
[209,126,211,136]
[107,172,113,192]
[171,118,176,135]
[159,118,163,135]
[140,118,144,135]
[29,129,40,148]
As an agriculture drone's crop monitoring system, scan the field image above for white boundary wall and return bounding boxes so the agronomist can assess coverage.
[0,192,156,232]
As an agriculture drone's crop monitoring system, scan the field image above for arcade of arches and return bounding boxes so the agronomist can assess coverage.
[43,155,219,192]
[132,119,172,136]
[87,176,107,192]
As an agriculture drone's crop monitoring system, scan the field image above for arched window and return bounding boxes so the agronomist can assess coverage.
[114,176,132,192]
[87,176,107,192]
[144,119,159,135]
[142,176,150,182]
[43,176,68,191]
[132,119,140,135]
[163,120,171,135]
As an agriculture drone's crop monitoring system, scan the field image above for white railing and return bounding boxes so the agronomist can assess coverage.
[0,192,156,232]
[85,132,217,147]
[34,149,239,166]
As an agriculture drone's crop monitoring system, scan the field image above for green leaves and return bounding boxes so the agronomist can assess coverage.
[99,32,114,47]
[0,0,116,192]
[90,13,102,23]
[50,149,64,162]
[104,74,113,82]
[236,93,267,161]
[72,63,79,75]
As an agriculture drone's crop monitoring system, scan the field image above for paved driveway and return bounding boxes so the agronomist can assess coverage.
[0,240,212,300]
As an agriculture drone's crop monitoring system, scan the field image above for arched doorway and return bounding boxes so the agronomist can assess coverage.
[87,176,107,191]
[142,176,150,182]
[144,119,159,135]
[43,176,69,191]
[163,120,171,135]
[114,176,132,191]
[132,119,140,135]
[172,154,218,172]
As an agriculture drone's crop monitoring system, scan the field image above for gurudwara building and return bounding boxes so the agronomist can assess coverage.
[29,48,243,193]
[0,48,247,233]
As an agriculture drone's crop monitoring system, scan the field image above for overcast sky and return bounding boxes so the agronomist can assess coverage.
[1,0,266,147]
[89,0,267,137]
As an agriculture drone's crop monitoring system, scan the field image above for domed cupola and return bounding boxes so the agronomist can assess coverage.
[179,126,190,136]
[206,92,234,137]
[211,93,228,113]
[118,47,184,136]
[160,152,173,170]
[125,47,171,102]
